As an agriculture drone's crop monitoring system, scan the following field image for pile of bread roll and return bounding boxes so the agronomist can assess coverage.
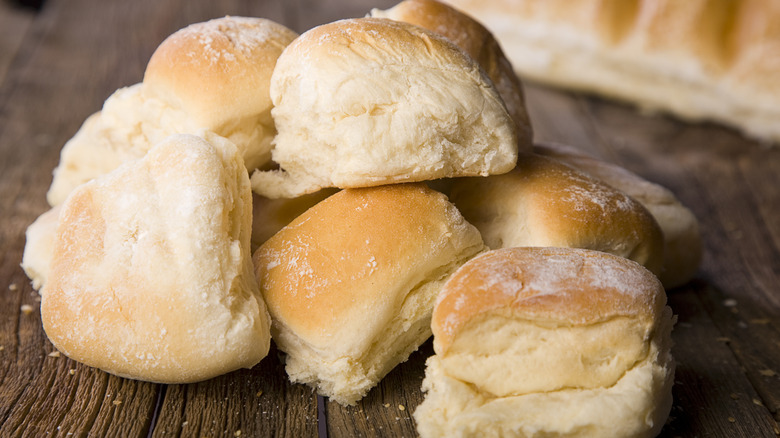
[22,1,704,436]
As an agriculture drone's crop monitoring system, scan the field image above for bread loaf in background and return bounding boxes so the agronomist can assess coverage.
[414,247,675,438]
[47,16,298,206]
[447,151,665,276]
[42,133,271,384]
[445,0,780,143]
[535,142,702,288]
[252,184,485,405]
[250,17,519,199]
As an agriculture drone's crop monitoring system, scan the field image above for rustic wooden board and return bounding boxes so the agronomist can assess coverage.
[0,0,778,436]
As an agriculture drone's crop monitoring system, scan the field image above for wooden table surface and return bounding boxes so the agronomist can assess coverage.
[0,0,778,436]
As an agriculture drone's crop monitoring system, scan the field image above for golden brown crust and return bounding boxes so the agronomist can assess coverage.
[448,152,664,276]
[432,247,666,355]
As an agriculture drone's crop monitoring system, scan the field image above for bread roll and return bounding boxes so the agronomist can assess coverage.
[47,17,298,205]
[250,18,518,199]
[414,247,675,438]
[252,184,485,405]
[445,0,780,143]
[448,152,664,276]
[42,133,271,384]
[369,0,532,145]
[22,205,61,292]
[535,142,701,288]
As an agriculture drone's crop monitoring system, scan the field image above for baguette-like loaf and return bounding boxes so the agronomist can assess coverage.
[252,183,485,405]
[448,151,664,276]
[47,17,297,205]
[370,0,532,145]
[415,247,675,438]
[535,142,701,288]
[250,18,518,199]
[446,0,780,143]
[42,133,271,383]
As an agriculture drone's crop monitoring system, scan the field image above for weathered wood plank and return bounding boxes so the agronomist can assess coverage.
[0,1,35,88]
[326,340,431,438]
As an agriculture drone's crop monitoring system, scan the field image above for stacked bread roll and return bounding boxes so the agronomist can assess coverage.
[22,0,702,434]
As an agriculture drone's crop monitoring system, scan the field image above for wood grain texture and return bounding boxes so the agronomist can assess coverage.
[0,0,778,436]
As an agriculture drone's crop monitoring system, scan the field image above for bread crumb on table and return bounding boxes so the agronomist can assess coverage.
[48,351,61,358]
[20,304,34,315]
[8,283,18,291]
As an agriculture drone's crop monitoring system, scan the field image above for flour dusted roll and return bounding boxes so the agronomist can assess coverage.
[446,0,780,143]
[47,17,298,205]
[535,142,702,288]
[414,247,676,438]
[252,183,485,405]
[448,152,664,276]
[251,18,518,199]
[370,0,532,145]
[250,188,339,251]
[42,133,271,383]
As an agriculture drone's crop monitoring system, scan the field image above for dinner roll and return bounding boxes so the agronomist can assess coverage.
[370,0,532,145]
[252,184,485,405]
[251,188,339,251]
[47,16,297,206]
[42,133,271,384]
[22,205,61,292]
[250,18,518,199]
[448,152,664,276]
[535,142,702,288]
[414,247,675,438]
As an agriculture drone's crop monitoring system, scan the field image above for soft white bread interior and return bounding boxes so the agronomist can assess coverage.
[445,0,780,143]
[252,183,485,405]
[414,247,675,438]
[535,142,701,288]
[447,151,665,276]
[47,16,298,206]
[370,0,532,146]
[42,133,271,384]
[250,17,518,199]
[22,205,61,292]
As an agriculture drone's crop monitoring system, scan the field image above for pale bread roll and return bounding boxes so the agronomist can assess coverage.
[370,0,532,145]
[47,16,298,206]
[445,0,780,143]
[42,133,271,384]
[21,205,61,292]
[448,152,664,276]
[251,18,518,199]
[535,142,702,288]
[414,247,675,438]
[252,184,485,405]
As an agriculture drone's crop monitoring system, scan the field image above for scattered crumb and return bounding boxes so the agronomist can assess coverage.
[69,369,76,375]
[20,304,34,315]
[182,421,188,427]
[255,390,263,397]
[398,404,405,411]
[723,299,737,307]
[729,393,740,400]
[9,283,18,291]
[383,403,390,408]
[752,398,763,406]
[113,400,122,406]
[759,369,776,377]
[728,417,736,423]
[0,346,4,352]
[234,430,242,437]
[48,351,61,358]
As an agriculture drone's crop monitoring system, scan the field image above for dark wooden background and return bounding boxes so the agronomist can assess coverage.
[0,0,778,436]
